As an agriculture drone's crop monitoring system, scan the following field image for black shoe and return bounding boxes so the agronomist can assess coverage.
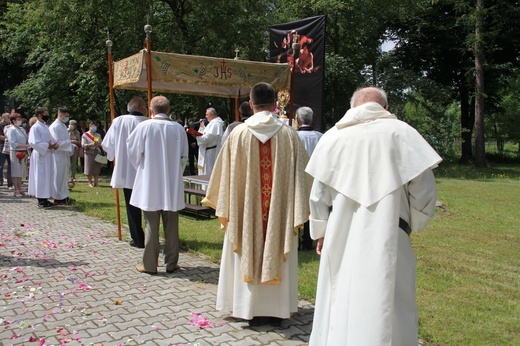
[38,201,55,209]
[248,316,284,327]
[248,317,271,326]
[54,197,75,206]
[268,317,283,327]
[129,240,145,249]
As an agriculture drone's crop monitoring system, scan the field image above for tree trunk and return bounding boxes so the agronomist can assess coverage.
[474,0,486,167]
[459,82,474,163]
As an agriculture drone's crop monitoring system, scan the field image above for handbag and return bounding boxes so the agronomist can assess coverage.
[16,151,26,160]
[95,153,107,164]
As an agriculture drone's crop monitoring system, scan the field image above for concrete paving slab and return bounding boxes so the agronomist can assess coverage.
[0,185,313,345]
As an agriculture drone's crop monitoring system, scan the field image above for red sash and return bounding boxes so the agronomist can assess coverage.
[83,132,95,142]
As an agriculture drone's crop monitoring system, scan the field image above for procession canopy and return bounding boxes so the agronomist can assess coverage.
[113,50,291,97]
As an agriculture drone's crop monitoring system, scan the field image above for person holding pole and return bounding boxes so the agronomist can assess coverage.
[102,97,148,249]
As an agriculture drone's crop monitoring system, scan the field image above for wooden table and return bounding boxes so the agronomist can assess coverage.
[182,175,213,219]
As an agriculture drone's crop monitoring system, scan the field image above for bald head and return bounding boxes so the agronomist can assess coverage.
[150,96,170,115]
[350,87,388,109]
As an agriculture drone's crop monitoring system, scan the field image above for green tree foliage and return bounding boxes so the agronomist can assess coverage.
[382,0,520,163]
[0,0,154,119]
[0,0,275,122]
[0,0,518,158]
[497,69,520,151]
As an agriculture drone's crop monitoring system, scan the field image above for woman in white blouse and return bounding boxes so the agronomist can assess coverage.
[7,112,30,196]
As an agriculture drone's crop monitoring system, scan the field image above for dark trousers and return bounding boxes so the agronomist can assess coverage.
[0,153,12,187]
[299,221,313,251]
[123,188,144,247]
[188,148,198,175]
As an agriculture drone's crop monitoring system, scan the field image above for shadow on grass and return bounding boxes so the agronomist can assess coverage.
[181,239,223,253]
[73,201,117,212]
[435,162,520,180]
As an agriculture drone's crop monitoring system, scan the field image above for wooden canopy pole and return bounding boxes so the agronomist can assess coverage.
[144,24,153,113]
[289,66,295,127]
[289,33,300,127]
[106,34,122,241]
[235,97,239,122]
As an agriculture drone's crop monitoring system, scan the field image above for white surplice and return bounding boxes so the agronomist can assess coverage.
[296,125,323,156]
[203,111,311,320]
[28,121,55,199]
[102,114,147,189]
[49,119,74,200]
[127,115,188,212]
[306,102,442,346]
[196,116,224,175]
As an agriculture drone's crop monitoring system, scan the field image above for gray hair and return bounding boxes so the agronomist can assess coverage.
[350,87,388,108]
[127,97,147,113]
[206,107,217,116]
[296,106,314,125]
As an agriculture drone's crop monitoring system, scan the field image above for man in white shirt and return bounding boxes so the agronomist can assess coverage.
[102,97,148,249]
[306,87,442,345]
[295,106,323,251]
[127,95,188,274]
[28,107,58,208]
[49,107,76,205]
[195,107,224,176]
[220,101,253,144]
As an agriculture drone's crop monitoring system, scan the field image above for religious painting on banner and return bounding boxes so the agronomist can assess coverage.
[270,16,326,131]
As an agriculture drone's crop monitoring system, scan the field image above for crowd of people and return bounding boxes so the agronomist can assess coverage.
[0,107,106,207]
[3,83,442,345]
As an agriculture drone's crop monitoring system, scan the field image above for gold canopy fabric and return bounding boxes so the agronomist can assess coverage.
[113,50,291,97]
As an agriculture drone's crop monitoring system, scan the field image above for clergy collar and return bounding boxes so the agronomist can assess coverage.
[297,125,314,131]
[152,113,169,119]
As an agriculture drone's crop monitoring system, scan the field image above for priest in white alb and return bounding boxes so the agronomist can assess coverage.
[102,96,148,249]
[49,107,76,205]
[127,95,188,275]
[306,87,442,345]
[202,82,311,327]
[28,107,58,208]
[195,107,224,176]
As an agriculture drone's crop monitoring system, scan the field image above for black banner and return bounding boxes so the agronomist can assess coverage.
[270,16,326,131]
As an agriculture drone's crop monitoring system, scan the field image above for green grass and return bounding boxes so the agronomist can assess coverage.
[69,163,520,345]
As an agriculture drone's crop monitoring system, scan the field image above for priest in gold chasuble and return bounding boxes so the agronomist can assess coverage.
[203,83,311,325]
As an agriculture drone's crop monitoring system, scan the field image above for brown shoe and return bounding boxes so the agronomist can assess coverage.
[135,264,157,275]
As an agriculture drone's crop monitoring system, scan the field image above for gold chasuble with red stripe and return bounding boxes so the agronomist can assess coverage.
[203,121,311,285]
[259,140,273,240]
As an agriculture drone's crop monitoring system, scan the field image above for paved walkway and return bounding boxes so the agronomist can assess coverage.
[0,185,313,345]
